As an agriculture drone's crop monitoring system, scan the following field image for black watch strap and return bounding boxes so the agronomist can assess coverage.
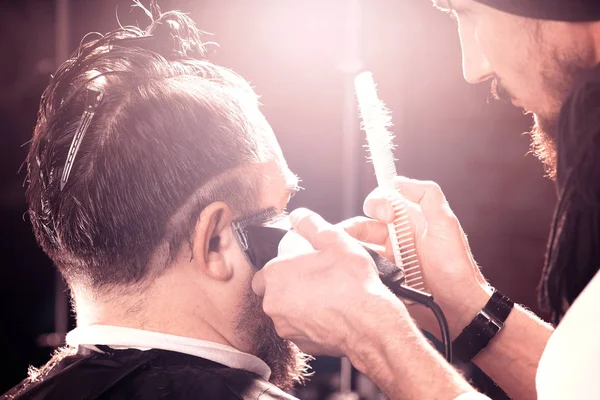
[452,290,514,363]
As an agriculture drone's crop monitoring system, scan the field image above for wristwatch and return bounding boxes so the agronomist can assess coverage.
[452,289,514,363]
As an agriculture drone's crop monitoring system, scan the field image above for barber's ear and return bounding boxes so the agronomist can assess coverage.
[191,202,235,282]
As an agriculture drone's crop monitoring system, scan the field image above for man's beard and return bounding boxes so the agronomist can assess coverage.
[236,285,312,391]
[492,77,558,179]
[492,55,592,181]
[529,114,558,179]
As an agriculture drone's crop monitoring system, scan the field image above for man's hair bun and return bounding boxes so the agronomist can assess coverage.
[144,6,208,59]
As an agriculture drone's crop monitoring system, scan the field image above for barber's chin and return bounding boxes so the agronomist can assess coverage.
[533,113,559,140]
[529,114,558,179]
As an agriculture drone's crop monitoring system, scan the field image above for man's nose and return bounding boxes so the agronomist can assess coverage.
[460,34,493,84]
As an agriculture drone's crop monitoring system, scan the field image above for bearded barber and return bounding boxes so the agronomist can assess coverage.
[253,1,600,399]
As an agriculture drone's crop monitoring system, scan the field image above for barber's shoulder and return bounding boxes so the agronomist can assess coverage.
[555,268,600,332]
[536,270,600,399]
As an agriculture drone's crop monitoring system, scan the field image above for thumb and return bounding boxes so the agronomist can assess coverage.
[363,187,396,223]
[251,269,266,297]
[290,208,346,251]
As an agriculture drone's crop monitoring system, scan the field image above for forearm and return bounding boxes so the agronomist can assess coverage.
[472,303,553,400]
[440,287,553,400]
[346,291,476,400]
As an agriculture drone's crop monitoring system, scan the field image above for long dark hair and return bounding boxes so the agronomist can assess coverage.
[540,64,600,325]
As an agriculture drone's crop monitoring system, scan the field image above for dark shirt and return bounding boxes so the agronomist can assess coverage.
[2,346,297,400]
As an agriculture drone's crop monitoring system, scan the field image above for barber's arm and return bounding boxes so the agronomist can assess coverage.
[252,208,481,400]
[346,176,553,400]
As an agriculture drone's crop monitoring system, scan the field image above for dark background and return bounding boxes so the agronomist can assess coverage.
[0,0,555,398]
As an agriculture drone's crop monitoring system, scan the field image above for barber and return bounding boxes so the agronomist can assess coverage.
[254,0,600,397]
[253,176,600,399]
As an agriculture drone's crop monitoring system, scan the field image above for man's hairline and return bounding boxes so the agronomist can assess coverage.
[165,161,297,229]
[73,160,295,299]
[150,160,297,267]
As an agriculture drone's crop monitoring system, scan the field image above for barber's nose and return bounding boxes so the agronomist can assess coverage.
[460,38,493,84]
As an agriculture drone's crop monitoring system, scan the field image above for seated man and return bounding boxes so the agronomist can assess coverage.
[3,7,310,400]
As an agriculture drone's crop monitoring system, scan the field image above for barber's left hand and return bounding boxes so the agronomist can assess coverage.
[252,208,408,356]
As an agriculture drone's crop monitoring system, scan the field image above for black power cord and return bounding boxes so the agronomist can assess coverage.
[392,284,452,363]
[234,222,454,363]
[365,247,452,363]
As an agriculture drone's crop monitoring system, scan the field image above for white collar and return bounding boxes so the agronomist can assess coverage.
[66,324,271,380]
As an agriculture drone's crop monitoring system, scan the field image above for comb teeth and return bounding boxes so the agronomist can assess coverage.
[233,208,280,228]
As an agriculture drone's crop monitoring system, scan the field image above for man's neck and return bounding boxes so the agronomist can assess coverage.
[76,306,233,348]
[72,275,245,352]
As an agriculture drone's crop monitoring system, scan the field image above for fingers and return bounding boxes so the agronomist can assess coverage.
[363,189,395,223]
[338,216,389,245]
[253,208,352,297]
[363,193,424,238]
[252,251,323,298]
[252,269,266,297]
[290,208,346,251]
[392,176,450,218]
[364,176,452,221]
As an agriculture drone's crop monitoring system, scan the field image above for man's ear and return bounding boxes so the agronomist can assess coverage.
[191,202,235,282]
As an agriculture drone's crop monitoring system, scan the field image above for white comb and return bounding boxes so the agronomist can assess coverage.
[354,71,428,293]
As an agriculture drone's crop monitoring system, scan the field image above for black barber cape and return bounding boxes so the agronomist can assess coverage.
[2,346,297,400]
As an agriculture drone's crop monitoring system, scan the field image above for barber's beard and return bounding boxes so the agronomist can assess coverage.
[527,56,584,181]
[236,286,312,391]
[527,62,584,181]
[529,114,558,179]
[492,53,592,181]
[492,77,557,179]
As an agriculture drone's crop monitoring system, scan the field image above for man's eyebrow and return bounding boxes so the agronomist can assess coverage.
[285,174,303,196]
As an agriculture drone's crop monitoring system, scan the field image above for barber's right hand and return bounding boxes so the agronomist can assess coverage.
[252,208,411,357]
[354,176,493,338]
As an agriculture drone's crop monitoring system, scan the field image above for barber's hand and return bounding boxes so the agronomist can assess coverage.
[341,176,492,338]
[252,208,409,356]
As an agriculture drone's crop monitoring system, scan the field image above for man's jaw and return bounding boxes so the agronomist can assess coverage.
[528,113,558,179]
[490,76,558,178]
[236,287,313,391]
